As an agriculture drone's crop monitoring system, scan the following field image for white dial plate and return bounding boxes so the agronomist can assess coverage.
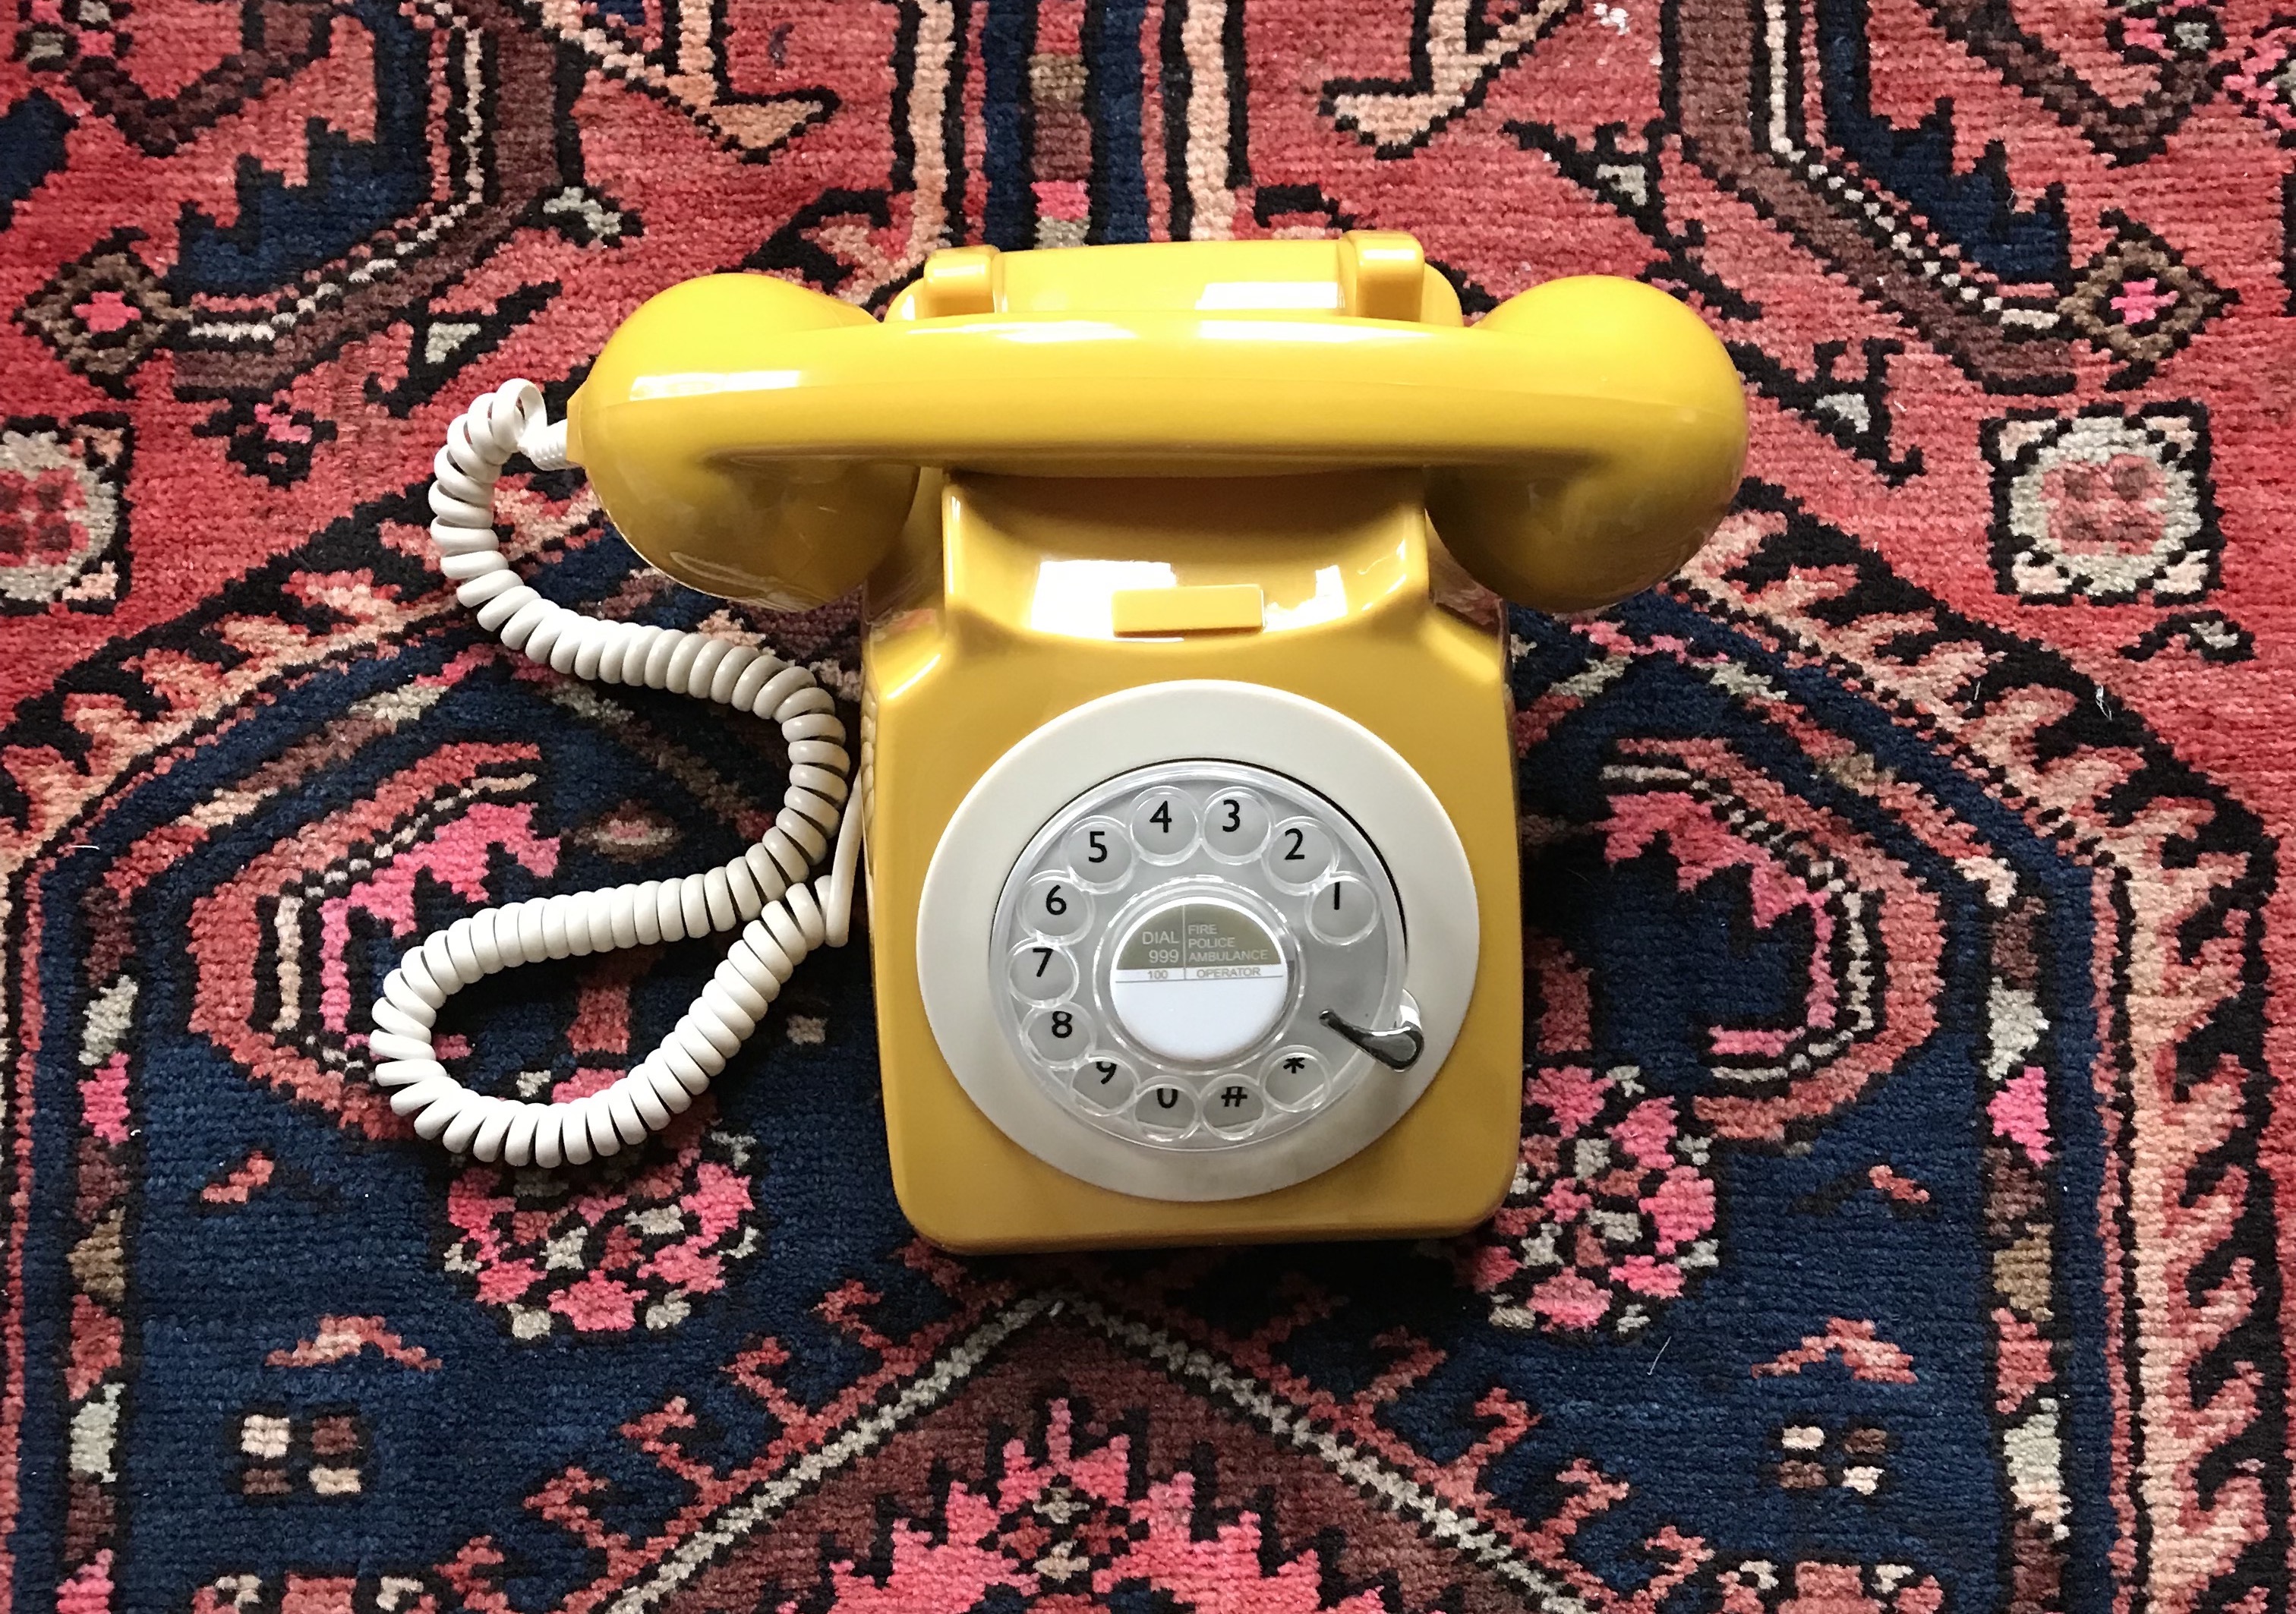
[988,761,1407,1152]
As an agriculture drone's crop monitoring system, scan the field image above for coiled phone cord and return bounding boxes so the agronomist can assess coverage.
[363,380,863,1168]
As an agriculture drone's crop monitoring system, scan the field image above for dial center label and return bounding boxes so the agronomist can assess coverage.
[1109,899,1289,1063]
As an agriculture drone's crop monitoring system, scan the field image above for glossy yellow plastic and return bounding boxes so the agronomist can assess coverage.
[569,275,919,608]
[1109,582,1263,635]
[561,233,1748,1250]
[566,234,1746,613]
[862,470,1525,1250]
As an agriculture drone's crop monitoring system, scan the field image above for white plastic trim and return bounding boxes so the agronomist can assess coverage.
[916,681,1478,1202]
[367,380,859,1167]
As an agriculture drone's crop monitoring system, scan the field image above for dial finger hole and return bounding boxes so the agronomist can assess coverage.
[1203,789,1270,859]
[1203,1078,1267,1136]
[1265,818,1335,889]
[1063,817,1134,890]
[1263,1046,1328,1109]
[1024,1004,1092,1063]
[1008,942,1077,1002]
[1023,875,1091,939]
[1071,1055,1136,1112]
[1306,874,1379,944]
[1130,789,1197,860]
[1134,1083,1199,1140]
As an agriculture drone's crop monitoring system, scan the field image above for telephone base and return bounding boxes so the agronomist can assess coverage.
[886,1129,1521,1255]
[863,473,1523,1252]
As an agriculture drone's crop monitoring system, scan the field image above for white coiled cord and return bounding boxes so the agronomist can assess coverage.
[364,380,863,1168]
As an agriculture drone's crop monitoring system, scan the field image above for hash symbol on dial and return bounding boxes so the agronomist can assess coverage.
[1206,1081,1266,1135]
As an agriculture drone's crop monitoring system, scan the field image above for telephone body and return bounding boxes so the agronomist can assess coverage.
[377,232,1746,1254]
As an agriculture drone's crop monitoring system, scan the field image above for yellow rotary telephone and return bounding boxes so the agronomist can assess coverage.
[367,232,1746,1253]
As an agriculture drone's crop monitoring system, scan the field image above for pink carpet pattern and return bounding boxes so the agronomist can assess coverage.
[1,1,2291,1609]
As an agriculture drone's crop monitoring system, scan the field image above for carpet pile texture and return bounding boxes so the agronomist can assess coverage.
[1,1,2291,1609]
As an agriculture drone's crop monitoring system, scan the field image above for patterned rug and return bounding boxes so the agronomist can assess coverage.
[2,1,2291,1609]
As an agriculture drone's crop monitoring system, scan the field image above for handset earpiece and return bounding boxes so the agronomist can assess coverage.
[1426,276,1746,613]
[568,273,919,608]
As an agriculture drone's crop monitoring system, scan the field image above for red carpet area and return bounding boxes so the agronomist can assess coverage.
[1,2,2291,1609]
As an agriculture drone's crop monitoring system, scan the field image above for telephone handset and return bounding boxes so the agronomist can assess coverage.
[369,232,1746,1252]
[571,234,1742,613]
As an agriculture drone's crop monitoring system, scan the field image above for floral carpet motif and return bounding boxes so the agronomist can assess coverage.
[2,2,2292,1610]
